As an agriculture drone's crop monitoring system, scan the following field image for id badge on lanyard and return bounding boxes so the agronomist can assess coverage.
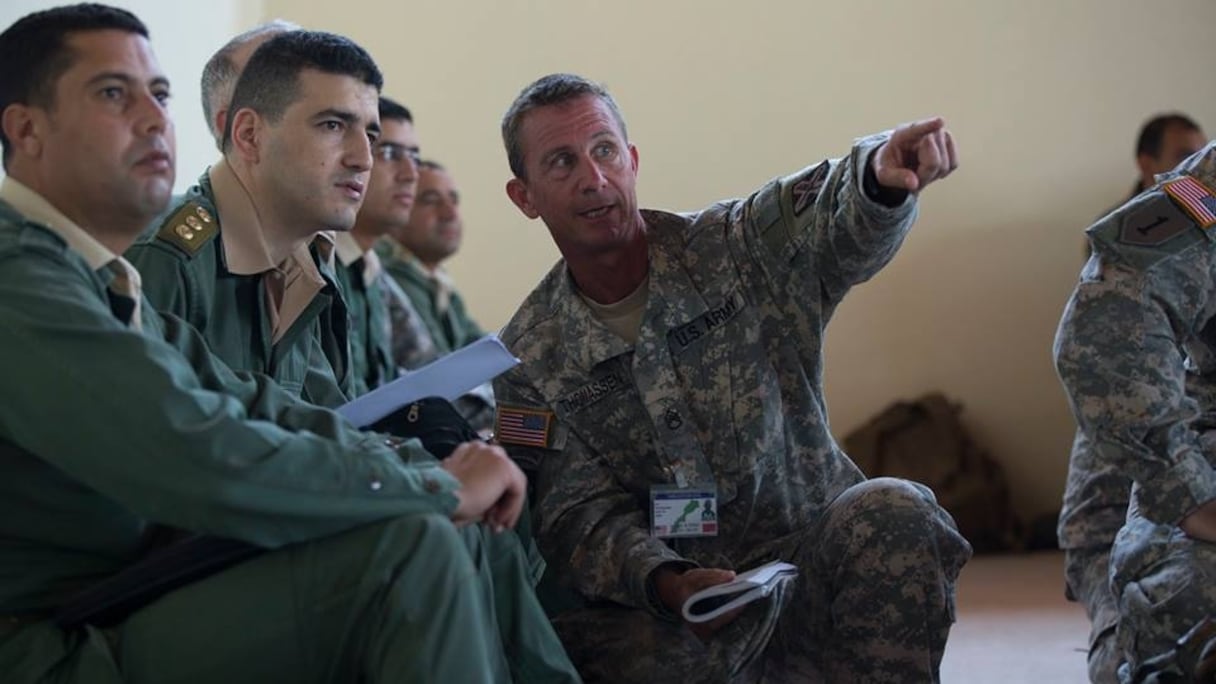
[650,484,719,538]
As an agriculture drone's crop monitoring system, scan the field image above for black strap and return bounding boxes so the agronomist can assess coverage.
[55,535,263,629]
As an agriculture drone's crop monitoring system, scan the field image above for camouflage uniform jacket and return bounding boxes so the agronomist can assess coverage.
[495,133,917,616]
[1055,142,1216,531]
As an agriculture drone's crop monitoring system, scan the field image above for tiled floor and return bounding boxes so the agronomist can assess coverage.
[941,551,1090,682]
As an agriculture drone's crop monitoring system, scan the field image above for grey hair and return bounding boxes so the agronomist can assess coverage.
[200,19,299,147]
[500,73,628,179]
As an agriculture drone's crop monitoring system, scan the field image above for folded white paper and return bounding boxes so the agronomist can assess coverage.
[681,560,798,624]
[336,334,520,428]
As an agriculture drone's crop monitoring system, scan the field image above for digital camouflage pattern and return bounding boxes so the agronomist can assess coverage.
[497,133,972,681]
[1055,142,1216,683]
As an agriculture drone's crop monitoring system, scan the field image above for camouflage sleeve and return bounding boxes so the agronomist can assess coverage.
[381,274,438,370]
[737,132,918,311]
[494,369,692,616]
[1054,256,1216,527]
[1058,429,1130,552]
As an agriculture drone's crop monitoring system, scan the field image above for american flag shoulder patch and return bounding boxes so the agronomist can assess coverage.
[494,404,554,448]
[1163,176,1216,230]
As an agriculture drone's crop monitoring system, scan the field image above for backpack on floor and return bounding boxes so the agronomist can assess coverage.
[842,392,1023,553]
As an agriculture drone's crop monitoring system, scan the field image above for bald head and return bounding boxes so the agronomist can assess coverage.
[200,19,298,148]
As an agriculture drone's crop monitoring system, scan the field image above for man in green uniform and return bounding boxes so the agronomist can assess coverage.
[0,6,577,682]
[126,29,371,406]
[380,158,496,429]
[335,96,430,395]
[381,159,486,355]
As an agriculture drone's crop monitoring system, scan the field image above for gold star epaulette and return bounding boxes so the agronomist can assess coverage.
[156,202,217,255]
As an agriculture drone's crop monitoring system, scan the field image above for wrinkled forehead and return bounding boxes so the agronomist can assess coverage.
[521,95,624,154]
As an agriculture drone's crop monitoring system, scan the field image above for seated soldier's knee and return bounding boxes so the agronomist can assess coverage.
[836,476,941,519]
[366,513,471,569]
[826,477,972,571]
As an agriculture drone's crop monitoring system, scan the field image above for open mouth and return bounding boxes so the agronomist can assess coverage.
[578,204,615,219]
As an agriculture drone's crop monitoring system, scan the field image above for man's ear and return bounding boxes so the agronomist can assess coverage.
[212,107,229,150]
[2,104,44,159]
[506,177,539,219]
[227,108,263,163]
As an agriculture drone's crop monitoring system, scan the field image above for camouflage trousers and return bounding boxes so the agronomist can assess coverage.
[1065,546,1121,683]
[1111,513,1216,683]
[552,477,972,683]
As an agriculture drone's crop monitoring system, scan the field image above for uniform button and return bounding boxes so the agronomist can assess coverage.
[664,408,683,430]
[424,478,441,494]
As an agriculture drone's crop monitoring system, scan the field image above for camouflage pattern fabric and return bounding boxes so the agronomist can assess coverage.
[497,133,971,682]
[1055,142,1216,682]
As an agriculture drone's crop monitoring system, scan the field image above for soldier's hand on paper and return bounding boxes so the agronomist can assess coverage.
[443,441,526,531]
[655,566,745,641]
[872,117,958,194]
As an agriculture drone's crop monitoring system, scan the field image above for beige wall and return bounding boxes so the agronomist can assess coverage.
[259,0,1216,522]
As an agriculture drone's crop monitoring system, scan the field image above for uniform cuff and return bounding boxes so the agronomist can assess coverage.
[1136,451,1216,526]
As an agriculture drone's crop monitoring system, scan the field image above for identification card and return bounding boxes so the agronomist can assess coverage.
[650,484,718,538]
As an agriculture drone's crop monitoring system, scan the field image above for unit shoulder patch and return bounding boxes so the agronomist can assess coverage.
[156,202,217,256]
[789,160,830,217]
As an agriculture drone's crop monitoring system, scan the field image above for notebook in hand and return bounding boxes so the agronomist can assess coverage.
[681,560,798,624]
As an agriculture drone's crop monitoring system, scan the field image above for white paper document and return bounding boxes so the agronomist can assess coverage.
[336,334,520,428]
[681,560,798,624]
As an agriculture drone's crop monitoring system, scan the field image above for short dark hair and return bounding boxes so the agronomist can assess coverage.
[501,73,628,179]
[417,159,446,173]
[0,3,148,166]
[1136,113,1202,159]
[222,30,383,151]
[379,96,412,124]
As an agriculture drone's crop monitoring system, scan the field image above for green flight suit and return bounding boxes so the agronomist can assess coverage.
[0,199,515,683]
[125,170,570,679]
[378,241,485,354]
[332,246,395,396]
[126,170,355,406]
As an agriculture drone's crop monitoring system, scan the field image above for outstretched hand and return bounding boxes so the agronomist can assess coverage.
[871,117,958,194]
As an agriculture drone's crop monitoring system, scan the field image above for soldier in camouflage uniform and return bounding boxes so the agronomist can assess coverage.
[1055,141,1216,683]
[1060,429,1127,682]
[492,73,971,682]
